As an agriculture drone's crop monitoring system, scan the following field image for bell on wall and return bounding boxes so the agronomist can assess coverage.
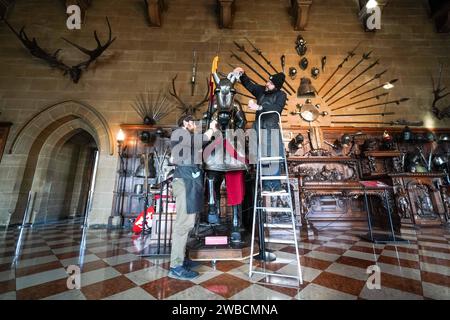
[297,77,316,98]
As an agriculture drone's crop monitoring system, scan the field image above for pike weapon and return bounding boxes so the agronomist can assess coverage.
[243,37,296,93]
[330,111,395,117]
[350,79,398,100]
[318,41,362,94]
[355,97,409,110]
[322,50,372,99]
[331,119,423,126]
[191,50,197,96]
[233,41,294,94]
[328,69,387,106]
[331,92,388,112]
[325,59,380,103]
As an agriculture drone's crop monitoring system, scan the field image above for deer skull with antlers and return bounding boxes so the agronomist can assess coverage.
[431,64,450,120]
[169,74,210,116]
[4,17,116,83]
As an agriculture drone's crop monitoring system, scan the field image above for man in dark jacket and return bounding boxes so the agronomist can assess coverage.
[233,67,287,191]
[169,114,217,280]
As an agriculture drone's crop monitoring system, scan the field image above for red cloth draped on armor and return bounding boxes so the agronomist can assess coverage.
[225,171,245,205]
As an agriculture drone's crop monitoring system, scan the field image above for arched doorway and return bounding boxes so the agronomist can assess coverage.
[0,100,117,227]
[28,130,99,224]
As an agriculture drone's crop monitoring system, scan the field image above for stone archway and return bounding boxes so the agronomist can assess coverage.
[28,119,99,224]
[0,101,118,227]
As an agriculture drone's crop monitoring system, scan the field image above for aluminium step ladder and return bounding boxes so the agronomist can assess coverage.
[249,111,303,285]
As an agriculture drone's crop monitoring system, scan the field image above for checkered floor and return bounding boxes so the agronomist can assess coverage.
[1,219,449,300]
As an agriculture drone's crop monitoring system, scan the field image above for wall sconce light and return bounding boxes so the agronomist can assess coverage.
[358,0,381,31]
[116,129,126,157]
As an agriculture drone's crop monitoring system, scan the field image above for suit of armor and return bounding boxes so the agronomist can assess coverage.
[203,72,247,242]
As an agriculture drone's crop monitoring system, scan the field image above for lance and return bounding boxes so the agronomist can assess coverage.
[243,37,297,92]
[322,51,373,99]
[331,119,423,126]
[331,92,389,112]
[350,79,398,100]
[230,51,290,101]
[325,59,379,103]
[330,111,395,117]
[318,41,362,94]
[245,36,278,73]
[233,41,294,95]
[328,69,388,106]
[355,98,409,110]
[191,50,197,96]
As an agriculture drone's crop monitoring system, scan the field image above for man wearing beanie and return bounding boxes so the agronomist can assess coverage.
[233,67,287,192]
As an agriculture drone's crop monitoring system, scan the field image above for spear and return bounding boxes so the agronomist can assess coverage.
[233,41,294,95]
[355,97,409,110]
[328,69,388,106]
[244,36,278,73]
[230,51,290,100]
[331,119,423,126]
[317,41,362,94]
[349,78,398,100]
[331,92,388,112]
[243,37,297,92]
[322,51,373,99]
[330,111,395,117]
[325,59,379,103]
[231,51,267,83]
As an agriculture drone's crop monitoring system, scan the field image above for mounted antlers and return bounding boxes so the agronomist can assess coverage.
[431,63,450,120]
[4,17,116,83]
[169,74,210,116]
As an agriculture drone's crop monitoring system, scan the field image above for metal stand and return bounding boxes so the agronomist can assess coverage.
[361,183,409,244]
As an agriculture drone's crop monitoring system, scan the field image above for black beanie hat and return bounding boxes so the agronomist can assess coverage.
[269,72,285,90]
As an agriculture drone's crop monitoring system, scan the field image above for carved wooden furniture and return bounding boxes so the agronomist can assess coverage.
[360,150,402,178]
[390,173,446,226]
[0,122,12,163]
[288,156,396,229]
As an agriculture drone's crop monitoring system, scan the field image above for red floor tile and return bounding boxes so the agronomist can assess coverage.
[16,278,69,300]
[336,256,374,269]
[312,271,365,296]
[200,273,251,299]
[380,273,423,296]
[141,276,195,299]
[300,256,333,270]
[114,259,154,274]
[81,276,136,300]
[421,271,450,288]
[15,260,64,277]
[377,255,420,269]
[0,279,15,294]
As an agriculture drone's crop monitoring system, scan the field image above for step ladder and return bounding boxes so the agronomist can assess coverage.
[249,111,303,285]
